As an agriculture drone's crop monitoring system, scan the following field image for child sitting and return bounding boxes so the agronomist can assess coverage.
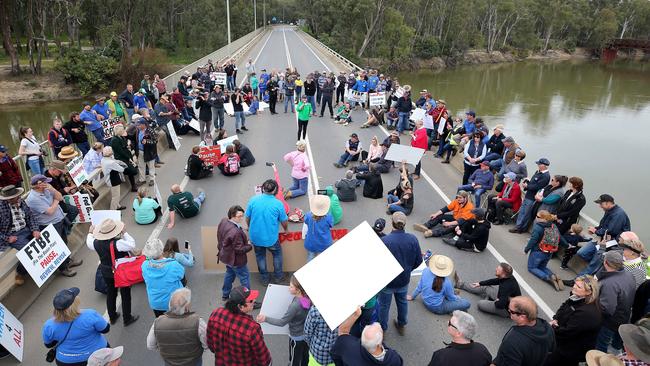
[560,224,591,269]
[334,103,352,125]
[217,145,240,176]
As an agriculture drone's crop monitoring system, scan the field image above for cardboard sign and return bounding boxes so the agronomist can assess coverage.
[294,222,403,330]
[437,117,447,135]
[0,303,23,361]
[410,108,426,121]
[259,101,269,111]
[101,117,123,140]
[224,102,234,116]
[198,146,221,165]
[423,113,434,130]
[348,91,367,103]
[394,86,405,98]
[189,119,201,131]
[369,92,386,107]
[91,210,121,226]
[201,228,348,272]
[63,193,93,223]
[66,156,88,187]
[215,135,239,152]
[166,122,181,150]
[15,224,72,288]
[384,143,425,166]
[211,72,227,85]
[259,285,294,335]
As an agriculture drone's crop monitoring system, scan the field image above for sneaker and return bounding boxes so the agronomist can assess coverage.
[117,205,127,210]
[441,159,450,164]
[110,312,121,325]
[157,161,165,165]
[68,257,83,268]
[124,315,140,327]
[412,223,429,233]
[59,268,77,277]
[221,296,229,301]
[333,163,343,168]
[241,126,249,131]
[442,238,457,246]
[236,129,243,134]
[508,228,521,233]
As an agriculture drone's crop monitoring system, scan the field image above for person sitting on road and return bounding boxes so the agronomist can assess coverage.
[132,186,161,225]
[335,170,360,202]
[413,190,475,238]
[408,255,470,315]
[163,237,195,280]
[142,238,185,318]
[233,140,255,167]
[356,163,383,199]
[382,130,400,148]
[386,106,398,130]
[457,161,494,205]
[166,184,206,229]
[217,145,240,176]
[187,146,213,180]
[524,210,567,291]
[360,107,384,128]
[244,94,261,116]
[334,133,363,168]
[324,185,343,225]
[334,102,352,125]
[442,208,491,252]
[486,172,521,225]
[455,262,521,318]
[386,164,414,215]
[426,310,492,366]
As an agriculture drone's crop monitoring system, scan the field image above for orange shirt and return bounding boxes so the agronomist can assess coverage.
[447,199,475,221]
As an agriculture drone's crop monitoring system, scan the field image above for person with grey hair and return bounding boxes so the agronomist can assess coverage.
[335,170,360,202]
[142,238,186,317]
[100,145,127,210]
[331,307,403,365]
[427,310,491,365]
[147,288,207,365]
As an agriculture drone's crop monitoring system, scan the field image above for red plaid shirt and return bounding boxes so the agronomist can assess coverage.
[207,307,272,366]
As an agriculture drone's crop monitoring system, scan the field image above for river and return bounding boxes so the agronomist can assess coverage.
[1,61,649,241]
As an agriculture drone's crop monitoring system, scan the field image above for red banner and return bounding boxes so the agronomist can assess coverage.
[198,146,221,166]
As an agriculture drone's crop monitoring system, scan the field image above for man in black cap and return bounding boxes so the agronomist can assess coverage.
[334,134,362,168]
[373,218,386,237]
[442,208,491,252]
[509,157,550,234]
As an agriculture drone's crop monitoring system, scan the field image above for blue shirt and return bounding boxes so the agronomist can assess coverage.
[91,103,110,119]
[42,309,108,364]
[411,268,459,308]
[463,119,476,135]
[248,100,259,114]
[382,230,423,288]
[79,109,102,131]
[134,94,148,110]
[141,257,185,311]
[245,194,288,247]
[25,189,65,226]
[469,169,495,190]
[304,212,333,253]
[132,197,160,224]
[138,130,145,151]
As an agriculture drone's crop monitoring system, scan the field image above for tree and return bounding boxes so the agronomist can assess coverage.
[0,0,20,75]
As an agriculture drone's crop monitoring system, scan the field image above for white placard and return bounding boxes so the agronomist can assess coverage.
[91,210,121,226]
[211,72,227,85]
[423,113,434,130]
[224,103,234,116]
[101,117,123,140]
[259,101,269,111]
[369,92,385,107]
[260,284,295,335]
[67,156,88,187]
[384,144,426,166]
[166,121,181,150]
[216,135,238,151]
[63,193,93,223]
[189,119,200,131]
[394,87,405,99]
[410,108,426,121]
[348,91,367,103]
[411,261,427,277]
[294,222,403,330]
[15,225,71,288]
[0,303,24,361]
[437,117,447,135]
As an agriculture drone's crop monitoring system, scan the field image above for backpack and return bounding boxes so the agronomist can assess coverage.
[538,223,560,252]
[225,154,239,174]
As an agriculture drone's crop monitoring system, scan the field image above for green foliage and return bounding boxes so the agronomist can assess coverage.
[413,37,441,59]
[55,48,118,97]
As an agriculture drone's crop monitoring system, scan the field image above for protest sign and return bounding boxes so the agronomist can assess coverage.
[215,135,238,152]
[101,117,123,140]
[384,144,426,166]
[189,119,200,132]
[91,210,121,226]
[201,228,348,272]
[224,102,234,116]
[409,108,426,121]
[437,117,447,135]
[211,72,227,85]
[66,156,88,187]
[166,122,181,150]
[348,91,367,104]
[369,92,385,107]
[259,285,294,335]
[294,222,403,330]
[394,86,405,98]
[259,101,269,111]
[0,303,23,361]
[63,193,93,223]
[423,113,434,130]
[198,146,221,166]
[15,224,71,288]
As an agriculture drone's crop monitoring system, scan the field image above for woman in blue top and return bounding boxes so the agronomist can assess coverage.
[133,186,161,225]
[163,237,194,287]
[42,287,109,365]
[408,255,470,314]
[303,195,333,262]
[141,238,185,317]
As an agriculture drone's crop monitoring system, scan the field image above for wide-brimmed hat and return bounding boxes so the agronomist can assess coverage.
[142,238,164,258]
[58,146,79,160]
[93,219,125,240]
[585,350,623,366]
[0,185,24,200]
[619,320,650,362]
[310,195,331,216]
[428,255,454,277]
[49,159,68,171]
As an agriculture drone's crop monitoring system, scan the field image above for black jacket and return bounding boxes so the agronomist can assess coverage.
[187,154,207,180]
[478,276,521,309]
[195,97,212,122]
[304,80,316,96]
[356,171,383,199]
[459,219,491,251]
[63,119,88,143]
[493,318,555,366]
[556,190,586,234]
[396,96,412,113]
[428,341,492,366]
[237,144,255,167]
[486,133,505,155]
[548,297,601,365]
[523,170,550,200]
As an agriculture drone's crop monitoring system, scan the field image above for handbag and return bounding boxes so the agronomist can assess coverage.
[46,320,74,362]
[94,266,108,294]
[110,242,145,288]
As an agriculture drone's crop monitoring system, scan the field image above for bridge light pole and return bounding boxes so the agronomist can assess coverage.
[254,0,257,30]
[226,0,231,44]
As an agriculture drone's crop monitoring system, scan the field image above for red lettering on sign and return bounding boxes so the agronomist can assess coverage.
[39,251,59,268]
[278,229,349,243]
[13,329,22,347]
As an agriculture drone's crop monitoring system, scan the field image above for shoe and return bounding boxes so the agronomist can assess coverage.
[560,264,569,270]
[222,296,229,301]
[284,190,293,200]
[333,163,343,168]
[562,279,575,287]
[472,245,481,253]
[548,275,561,291]
[442,238,457,246]
[319,115,323,118]
[453,272,463,288]
[412,224,429,233]
[236,129,243,134]
[441,159,450,164]
[68,258,83,268]
[261,278,270,287]
[116,205,127,210]
[14,274,25,286]
[343,122,349,126]
[552,274,564,291]
[493,220,503,225]
[241,126,248,131]
[386,210,392,215]
[508,228,520,233]
[124,315,140,327]
[412,175,420,180]
[110,312,121,325]
[393,319,405,336]
[155,163,162,168]
[423,230,434,238]
[59,268,77,277]
[157,161,165,165]
[274,275,288,284]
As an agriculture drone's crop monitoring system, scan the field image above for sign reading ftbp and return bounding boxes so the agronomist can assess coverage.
[15,225,71,288]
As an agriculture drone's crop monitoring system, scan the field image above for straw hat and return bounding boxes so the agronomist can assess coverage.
[310,195,331,216]
[0,185,24,200]
[586,350,623,366]
[58,146,79,160]
[49,160,68,171]
[143,238,164,258]
[619,320,650,362]
[428,255,454,277]
[93,219,125,240]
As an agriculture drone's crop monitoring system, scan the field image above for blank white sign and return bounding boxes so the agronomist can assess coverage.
[260,284,295,335]
[91,210,122,226]
[384,144,425,166]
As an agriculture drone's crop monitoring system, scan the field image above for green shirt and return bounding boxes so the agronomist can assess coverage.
[167,192,199,218]
[297,101,312,121]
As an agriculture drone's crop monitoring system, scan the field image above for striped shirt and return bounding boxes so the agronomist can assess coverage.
[624,257,647,288]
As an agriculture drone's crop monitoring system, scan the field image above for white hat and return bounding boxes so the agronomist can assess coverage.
[87,346,124,366]
[310,195,331,216]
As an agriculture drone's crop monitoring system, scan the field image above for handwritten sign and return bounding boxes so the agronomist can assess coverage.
[101,117,123,140]
[0,303,23,361]
[348,91,367,104]
[369,92,386,107]
[15,224,72,288]
[198,146,221,166]
[210,72,227,85]
[63,193,93,223]
[67,156,88,187]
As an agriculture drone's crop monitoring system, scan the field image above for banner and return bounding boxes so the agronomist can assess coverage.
[348,91,367,104]
[15,224,71,288]
[410,108,426,121]
[198,146,221,166]
[210,72,227,85]
[0,303,23,361]
[63,193,93,223]
[91,210,121,226]
[166,121,181,150]
[101,117,123,140]
[66,156,88,187]
[369,92,386,107]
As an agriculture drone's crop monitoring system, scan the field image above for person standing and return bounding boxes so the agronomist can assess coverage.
[378,212,423,335]
[267,77,279,115]
[232,88,248,134]
[110,125,139,191]
[319,78,335,118]
[195,91,213,140]
[210,85,227,132]
[80,101,105,144]
[135,119,157,187]
[510,158,551,234]
[304,305,338,366]
[100,147,127,210]
[296,95,312,140]
[336,71,347,105]
[48,118,73,158]
[64,112,91,156]
[246,179,288,285]
[410,119,428,179]
[395,88,412,134]
[118,84,135,121]
[18,126,45,176]
[304,75,317,115]
[427,311,492,366]
[0,145,22,188]
[217,205,253,300]
[285,76,296,113]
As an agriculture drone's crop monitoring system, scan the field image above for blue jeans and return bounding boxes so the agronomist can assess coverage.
[488,157,503,171]
[378,285,409,330]
[387,194,407,214]
[483,152,501,163]
[254,240,283,282]
[457,184,486,205]
[577,241,602,276]
[528,250,553,280]
[194,191,206,209]
[397,112,409,133]
[259,88,266,99]
[289,177,308,198]
[234,111,246,129]
[515,198,535,230]
[338,152,360,166]
[425,297,471,315]
[284,95,295,113]
[227,76,235,90]
[306,95,316,114]
[387,118,397,128]
[27,158,44,175]
[595,326,615,352]
[222,264,251,298]
[90,128,105,144]
[76,141,91,157]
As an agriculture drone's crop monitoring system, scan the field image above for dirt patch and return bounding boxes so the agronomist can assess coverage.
[0,67,79,105]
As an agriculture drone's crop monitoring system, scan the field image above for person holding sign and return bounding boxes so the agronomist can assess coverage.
[410,119,428,179]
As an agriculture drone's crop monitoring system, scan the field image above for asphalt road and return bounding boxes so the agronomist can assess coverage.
[6,27,577,366]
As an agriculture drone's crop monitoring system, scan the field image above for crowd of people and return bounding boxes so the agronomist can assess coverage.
[1,51,649,366]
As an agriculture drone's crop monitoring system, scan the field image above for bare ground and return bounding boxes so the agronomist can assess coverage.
[0,66,79,105]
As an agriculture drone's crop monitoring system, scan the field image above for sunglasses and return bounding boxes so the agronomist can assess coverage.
[507,308,524,316]
[447,320,457,330]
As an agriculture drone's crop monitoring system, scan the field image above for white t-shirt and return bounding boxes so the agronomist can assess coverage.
[20,137,41,160]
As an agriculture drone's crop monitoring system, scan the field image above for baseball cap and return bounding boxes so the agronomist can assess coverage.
[30,174,52,186]
[465,110,476,117]
[480,160,490,167]
[471,208,486,219]
[0,145,7,152]
[373,218,386,232]
[392,211,407,226]
[535,158,550,166]
[87,346,124,366]
[53,287,80,310]
[228,286,259,305]
[138,88,146,94]
[594,194,615,204]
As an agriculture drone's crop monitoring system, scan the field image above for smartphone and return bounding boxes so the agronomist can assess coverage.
[184,240,189,249]
[317,189,328,195]
[265,162,274,167]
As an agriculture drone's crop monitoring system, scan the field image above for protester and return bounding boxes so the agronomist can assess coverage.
[283,140,310,199]
[106,91,125,120]
[334,102,352,125]
[622,236,647,287]
[146,288,207,365]
[303,195,333,261]
[217,205,253,301]
[413,190,475,238]
[48,118,73,157]
[195,91,213,140]
[18,126,45,175]
[455,263,521,318]
[457,161,494,205]
[395,87,412,133]
[556,176,587,234]
[386,166,414,215]
[166,184,206,229]
[497,149,527,190]
[80,101,106,144]
[524,210,565,291]
[64,112,91,156]
[510,157,551,234]
[427,310,491,366]
[42,288,109,365]
[335,170,359,202]
[207,286,272,365]
[87,346,123,366]
[232,87,248,134]
[132,186,160,224]
[304,305,338,366]
[217,145,240,176]
[210,85,227,131]
[142,238,185,317]
[409,255,470,314]
[486,172,521,225]
[162,237,195,281]
[356,164,384,199]
[233,140,255,167]
[187,146,214,180]
[110,125,139,191]
[442,207,491,252]
[334,133,362,168]
[0,145,22,188]
[297,95,313,140]
[118,84,135,119]
[100,146,127,210]
[409,119,428,178]
[83,142,104,174]
[324,186,343,225]
[532,174,567,216]
[462,132,487,185]
[135,119,157,187]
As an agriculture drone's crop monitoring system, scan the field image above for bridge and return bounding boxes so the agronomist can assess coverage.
[4,26,601,365]
[602,38,650,62]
